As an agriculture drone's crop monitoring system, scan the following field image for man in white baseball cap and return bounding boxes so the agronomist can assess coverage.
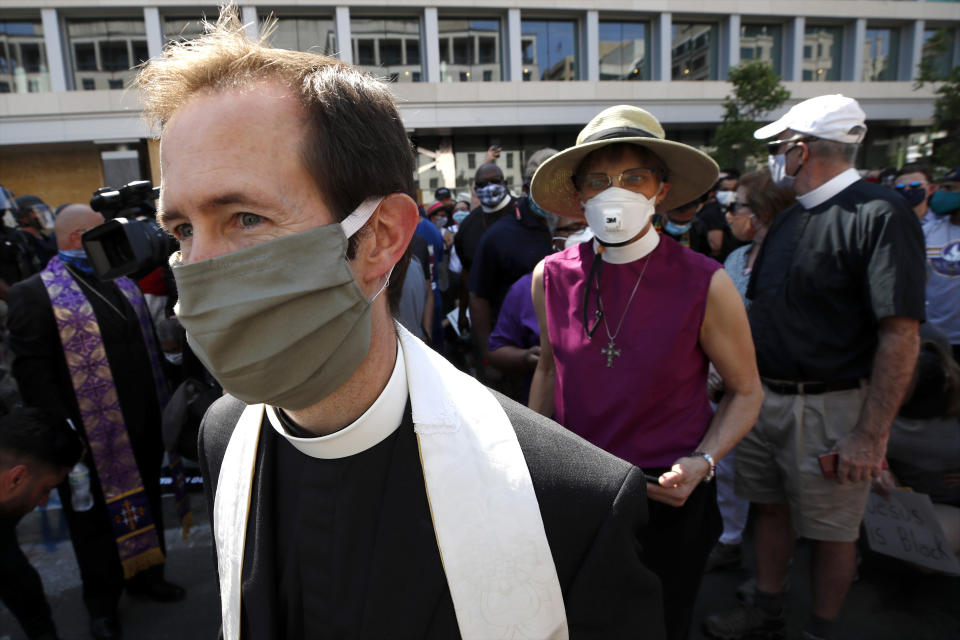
[704,95,926,640]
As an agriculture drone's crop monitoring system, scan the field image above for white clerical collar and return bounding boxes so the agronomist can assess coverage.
[266,339,408,459]
[594,225,660,264]
[796,168,861,210]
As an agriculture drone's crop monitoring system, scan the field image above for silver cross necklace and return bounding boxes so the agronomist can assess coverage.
[597,255,650,368]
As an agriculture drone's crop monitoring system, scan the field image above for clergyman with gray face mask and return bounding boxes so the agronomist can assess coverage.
[141,8,665,639]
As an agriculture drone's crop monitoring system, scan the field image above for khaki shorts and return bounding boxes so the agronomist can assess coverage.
[735,383,871,542]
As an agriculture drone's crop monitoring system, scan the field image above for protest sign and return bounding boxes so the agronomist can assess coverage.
[863,488,960,575]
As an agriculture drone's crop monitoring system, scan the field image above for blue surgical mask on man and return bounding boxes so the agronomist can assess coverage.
[930,190,960,216]
[664,220,693,236]
[59,248,95,275]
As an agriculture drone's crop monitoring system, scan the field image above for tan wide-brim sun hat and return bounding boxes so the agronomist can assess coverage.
[531,105,719,220]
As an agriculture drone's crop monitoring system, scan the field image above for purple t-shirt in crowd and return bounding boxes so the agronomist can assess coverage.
[488,272,540,352]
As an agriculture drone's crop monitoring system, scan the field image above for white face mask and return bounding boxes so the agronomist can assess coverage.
[715,190,735,207]
[583,186,659,246]
[769,154,797,190]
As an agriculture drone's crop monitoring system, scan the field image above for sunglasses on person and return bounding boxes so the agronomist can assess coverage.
[729,201,752,214]
[766,136,814,155]
[475,177,504,188]
[895,181,927,190]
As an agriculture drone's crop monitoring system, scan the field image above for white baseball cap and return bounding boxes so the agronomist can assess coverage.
[754,94,867,144]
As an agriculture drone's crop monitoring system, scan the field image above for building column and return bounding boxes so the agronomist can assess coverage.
[843,18,865,82]
[40,8,68,92]
[720,14,741,78]
[783,16,805,81]
[241,6,259,41]
[335,7,352,65]
[585,10,599,82]
[901,19,924,81]
[652,12,672,81]
[507,8,522,82]
[423,8,440,83]
[144,7,164,60]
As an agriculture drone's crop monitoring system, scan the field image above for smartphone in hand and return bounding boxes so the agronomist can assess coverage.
[818,451,839,479]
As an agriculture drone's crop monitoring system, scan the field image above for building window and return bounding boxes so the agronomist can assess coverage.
[269,16,336,55]
[163,13,214,44]
[863,27,899,82]
[672,23,718,80]
[351,17,422,83]
[922,27,956,79]
[803,25,842,81]
[740,24,782,75]
[521,19,578,81]
[439,18,502,82]
[0,18,50,94]
[599,20,650,80]
[67,17,147,91]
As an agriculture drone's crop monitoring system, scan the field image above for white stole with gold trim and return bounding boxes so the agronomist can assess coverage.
[213,324,567,639]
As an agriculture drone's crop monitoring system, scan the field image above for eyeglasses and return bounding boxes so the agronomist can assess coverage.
[475,177,504,188]
[729,201,752,214]
[895,181,927,190]
[573,167,661,199]
[766,136,814,155]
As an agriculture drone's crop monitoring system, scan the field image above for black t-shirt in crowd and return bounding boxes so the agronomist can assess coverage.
[452,198,516,273]
[746,179,926,382]
[467,197,553,320]
[653,214,712,257]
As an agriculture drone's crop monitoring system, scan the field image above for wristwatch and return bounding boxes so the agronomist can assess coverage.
[691,451,716,483]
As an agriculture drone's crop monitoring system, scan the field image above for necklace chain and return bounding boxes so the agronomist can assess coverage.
[598,254,651,343]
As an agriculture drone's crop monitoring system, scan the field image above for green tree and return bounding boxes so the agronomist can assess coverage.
[915,29,960,168]
[711,61,790,171]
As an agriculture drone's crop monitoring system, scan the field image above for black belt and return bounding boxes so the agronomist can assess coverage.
[761,378,862,395]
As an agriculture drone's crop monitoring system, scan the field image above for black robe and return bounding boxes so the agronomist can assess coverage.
[7,270,166,617]
[200,392,667,639]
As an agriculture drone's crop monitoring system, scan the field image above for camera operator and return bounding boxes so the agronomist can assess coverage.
[7,203,185,640]
[1,407,83,640]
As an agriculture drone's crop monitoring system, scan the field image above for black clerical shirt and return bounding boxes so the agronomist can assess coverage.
[272,404,418,639]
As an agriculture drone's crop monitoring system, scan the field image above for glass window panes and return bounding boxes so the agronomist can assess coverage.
[0,18,50,94]
[67,18,146,91]
[740,24,782,74]
[351,18,422,83]
[438,19,501,82]
[803,25,842,81]
[863,28,899,82]
[922,28,956,79]
[599,21,650,80]
[271,16,336,55]
[163,12,218,44]
[521,19,578,81]
[672,23,719,80]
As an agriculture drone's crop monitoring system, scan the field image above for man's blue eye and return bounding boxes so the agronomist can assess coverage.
[239,213,262,227]
[175,224,193,239]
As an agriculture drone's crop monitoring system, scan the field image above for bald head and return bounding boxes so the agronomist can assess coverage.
[54,205,104,251]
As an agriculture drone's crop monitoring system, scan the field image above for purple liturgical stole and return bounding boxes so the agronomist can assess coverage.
[41,256,191,579]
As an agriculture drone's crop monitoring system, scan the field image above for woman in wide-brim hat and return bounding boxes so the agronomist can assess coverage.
[527,104,764,640]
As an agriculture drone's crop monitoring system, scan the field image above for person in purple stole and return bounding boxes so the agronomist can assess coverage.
[8,204,186,640]
[529,105,764,640]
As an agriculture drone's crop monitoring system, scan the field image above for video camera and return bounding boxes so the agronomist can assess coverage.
[82,180,178,280]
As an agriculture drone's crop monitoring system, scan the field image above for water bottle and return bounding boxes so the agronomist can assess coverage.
[68,462,94,512]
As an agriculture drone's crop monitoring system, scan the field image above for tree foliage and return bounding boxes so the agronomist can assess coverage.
[915,29,960,168]
[711,61,790,171]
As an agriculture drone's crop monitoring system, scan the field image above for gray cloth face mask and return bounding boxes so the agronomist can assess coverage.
[170,197,385,410]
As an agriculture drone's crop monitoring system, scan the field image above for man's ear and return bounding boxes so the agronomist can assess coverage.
[0,464,29,500]
[358,193,419,289]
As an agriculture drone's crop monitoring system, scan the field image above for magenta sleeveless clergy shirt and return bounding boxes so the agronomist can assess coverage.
[543,236,720,468]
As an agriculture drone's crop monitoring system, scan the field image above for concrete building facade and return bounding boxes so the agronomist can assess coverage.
[1,0,958,207]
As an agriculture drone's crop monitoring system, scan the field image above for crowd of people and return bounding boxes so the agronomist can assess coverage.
[1,9,959,640]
